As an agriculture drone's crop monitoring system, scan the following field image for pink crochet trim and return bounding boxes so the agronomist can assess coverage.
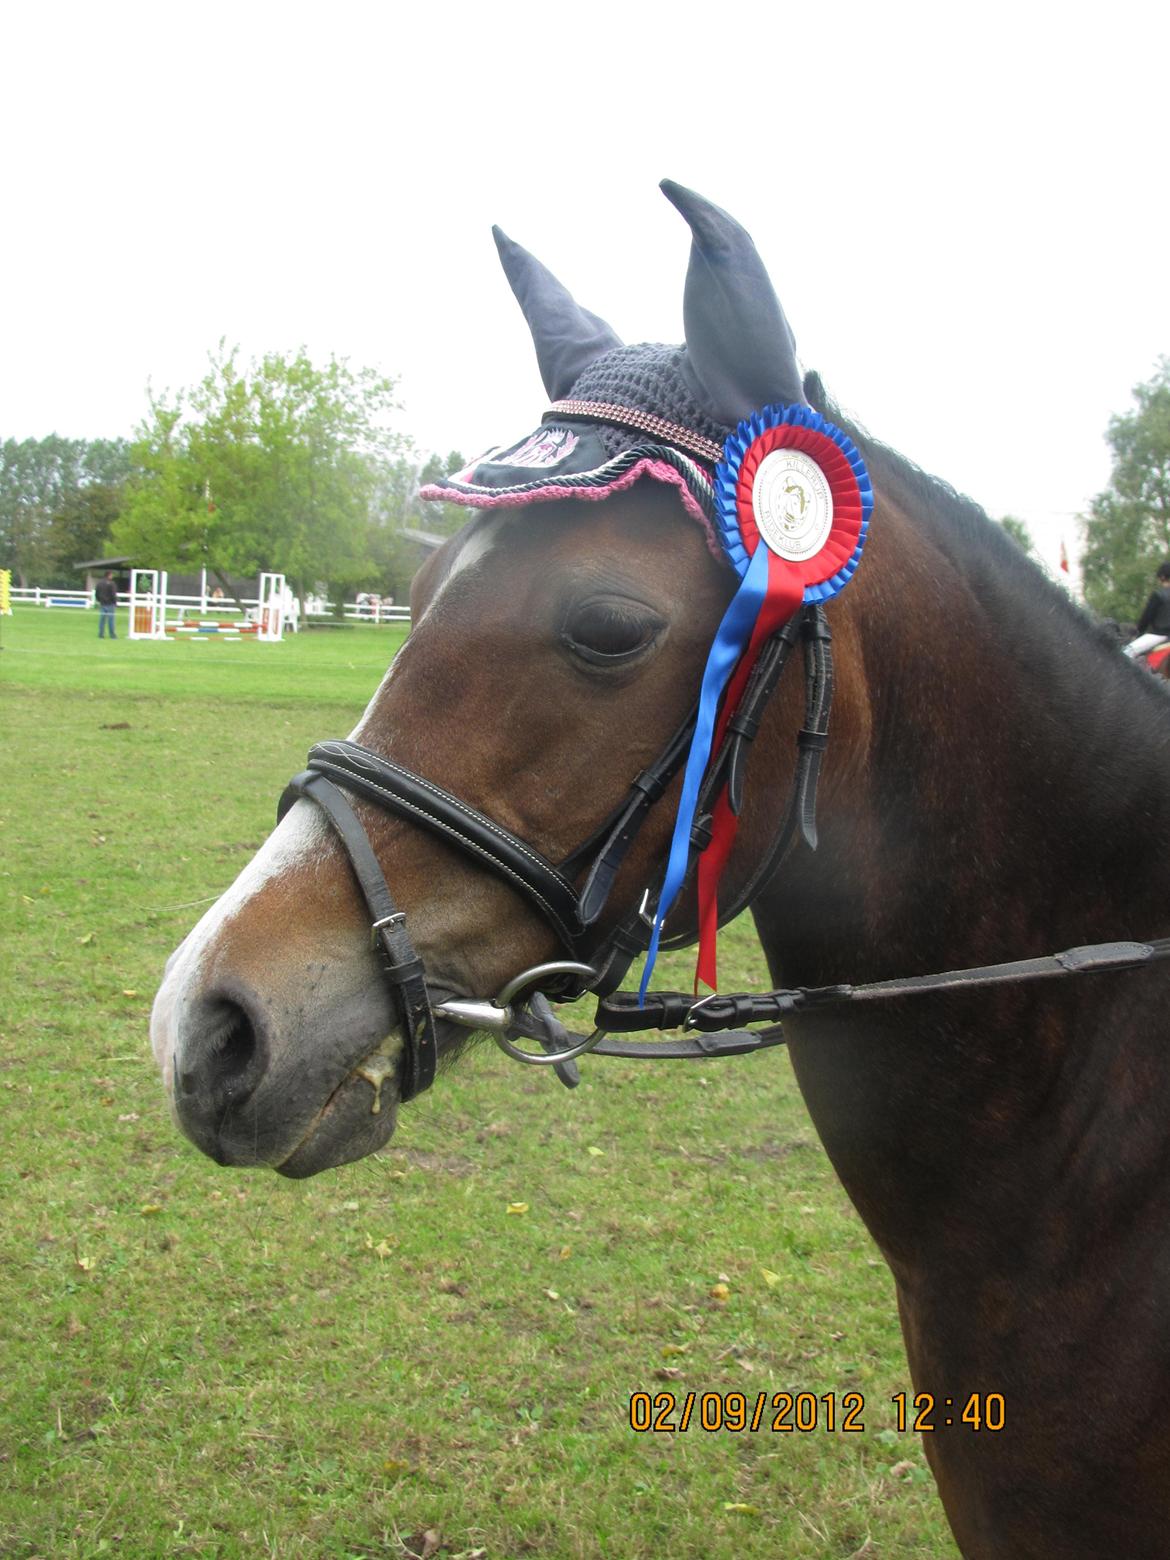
[419,458,724,562]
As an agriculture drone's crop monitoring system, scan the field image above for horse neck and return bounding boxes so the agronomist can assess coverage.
[750,486,1170,1265]
[765,489,1170,975]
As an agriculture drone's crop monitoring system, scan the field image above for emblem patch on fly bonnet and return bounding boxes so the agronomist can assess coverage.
[475,426,580,473]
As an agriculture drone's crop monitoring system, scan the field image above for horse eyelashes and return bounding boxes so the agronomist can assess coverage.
[562,600,662,662]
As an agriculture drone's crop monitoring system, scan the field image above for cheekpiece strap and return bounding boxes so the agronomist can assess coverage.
[278,771,437,1102]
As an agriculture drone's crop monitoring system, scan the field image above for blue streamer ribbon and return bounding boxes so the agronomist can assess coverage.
[636,402,873,1002]
[639,539,771,1000]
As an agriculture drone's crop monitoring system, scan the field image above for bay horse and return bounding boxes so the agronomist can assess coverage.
[151,182,1170,1558]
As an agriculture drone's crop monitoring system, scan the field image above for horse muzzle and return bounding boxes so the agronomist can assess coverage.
[153,944,406,1174]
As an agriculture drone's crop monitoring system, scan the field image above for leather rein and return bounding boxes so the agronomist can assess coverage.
[279,603,1170,1102]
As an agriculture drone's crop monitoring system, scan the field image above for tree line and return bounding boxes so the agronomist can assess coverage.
[0,344,468,603]
[0,436,132,587]
[1080,357,1170,622]
[4,344,1168,621]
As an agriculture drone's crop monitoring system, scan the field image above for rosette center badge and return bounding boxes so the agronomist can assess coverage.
[751,449,835,562]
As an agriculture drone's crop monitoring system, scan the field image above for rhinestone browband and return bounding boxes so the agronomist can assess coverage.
[547,400,724,465]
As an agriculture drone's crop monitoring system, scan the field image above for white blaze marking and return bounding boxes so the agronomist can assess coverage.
[436,510,519,589]
[150,800,335,1075]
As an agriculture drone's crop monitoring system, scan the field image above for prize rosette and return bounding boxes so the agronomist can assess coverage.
[641,404,872,999]
[714,403,870,604]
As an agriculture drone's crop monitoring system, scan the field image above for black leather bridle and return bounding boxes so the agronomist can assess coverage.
[279,597,1170,1105]
[277,604,835,1101]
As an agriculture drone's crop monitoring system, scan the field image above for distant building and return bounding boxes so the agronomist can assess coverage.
[74,556,134,593]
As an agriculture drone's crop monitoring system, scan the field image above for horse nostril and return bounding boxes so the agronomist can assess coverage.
[179,997,266,1109]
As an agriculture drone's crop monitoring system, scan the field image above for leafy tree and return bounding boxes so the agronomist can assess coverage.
[414,451,472,539]
[114,400,205,569]
[367,456,424,601]
[999,515,1035,557]
[1081,358,1170,620]
[358,449,469,604]
[48,480,127,572]
[0,435,130,585]
[112,344,410,601]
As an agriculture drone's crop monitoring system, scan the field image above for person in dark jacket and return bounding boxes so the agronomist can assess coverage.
[95,571,118,639]
[1137,562,1170,637]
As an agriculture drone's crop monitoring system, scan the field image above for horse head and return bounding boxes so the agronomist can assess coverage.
[152,183,1170,1557]
[151,182,830,1177]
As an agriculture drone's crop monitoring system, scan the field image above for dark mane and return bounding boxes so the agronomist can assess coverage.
[803,370,1168,691]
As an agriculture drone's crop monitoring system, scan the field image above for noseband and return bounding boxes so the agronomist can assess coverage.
[279,599,1170,1105]
[278,605,834,1101]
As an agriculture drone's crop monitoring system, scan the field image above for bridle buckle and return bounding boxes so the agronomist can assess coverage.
[370,911,406,949]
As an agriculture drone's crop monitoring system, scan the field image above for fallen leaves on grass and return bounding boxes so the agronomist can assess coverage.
[402,1529,443,1559]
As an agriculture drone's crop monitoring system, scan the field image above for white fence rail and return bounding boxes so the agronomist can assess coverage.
[8,584,411,623]
[11,586,92,607]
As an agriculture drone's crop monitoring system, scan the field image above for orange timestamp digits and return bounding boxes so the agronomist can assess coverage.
[629,1390,867,1434]
[892,1392,1006,1432]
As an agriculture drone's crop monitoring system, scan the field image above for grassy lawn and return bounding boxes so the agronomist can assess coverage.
[0,606,955,1558]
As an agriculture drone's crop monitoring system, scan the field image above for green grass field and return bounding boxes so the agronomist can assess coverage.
[0,606,955,1559]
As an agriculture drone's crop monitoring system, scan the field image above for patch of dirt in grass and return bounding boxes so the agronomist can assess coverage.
[401,1149,477,1177]
[740,1137,819,1162]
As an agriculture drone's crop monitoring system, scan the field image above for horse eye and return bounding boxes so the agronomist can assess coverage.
[561,598,663,665]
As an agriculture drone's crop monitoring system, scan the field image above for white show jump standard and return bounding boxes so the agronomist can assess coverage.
[127,571,288,642]
[257,572,286,642]
[128,569,168,640]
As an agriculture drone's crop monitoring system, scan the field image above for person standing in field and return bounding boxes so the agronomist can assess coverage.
[95,571,118,639]
[1136,561,1170,639]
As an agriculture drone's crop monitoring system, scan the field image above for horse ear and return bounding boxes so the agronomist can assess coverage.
[493,227,624,402]
[660,180,807,425]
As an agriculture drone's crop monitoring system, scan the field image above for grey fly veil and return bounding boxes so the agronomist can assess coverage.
[419,180,808,530]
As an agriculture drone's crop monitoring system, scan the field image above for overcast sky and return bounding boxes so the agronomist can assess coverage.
[4,1,1167,588]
